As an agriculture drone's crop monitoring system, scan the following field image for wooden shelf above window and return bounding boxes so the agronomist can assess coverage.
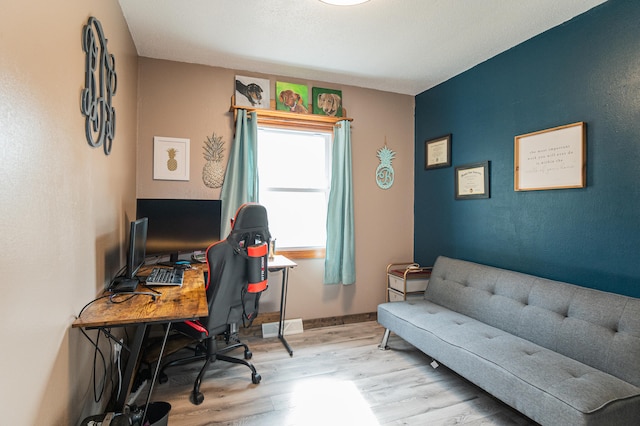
[230,97,352,131]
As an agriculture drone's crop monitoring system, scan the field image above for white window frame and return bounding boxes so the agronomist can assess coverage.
[257,126,332,259]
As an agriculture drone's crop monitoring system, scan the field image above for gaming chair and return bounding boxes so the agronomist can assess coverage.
[159,203,270,405]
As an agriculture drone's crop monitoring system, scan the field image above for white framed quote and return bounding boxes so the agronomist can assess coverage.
[514,122,586,191]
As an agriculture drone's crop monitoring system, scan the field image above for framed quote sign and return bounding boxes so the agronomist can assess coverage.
[514,122,586,191]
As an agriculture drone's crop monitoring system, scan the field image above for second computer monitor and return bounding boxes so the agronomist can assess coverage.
[127,217,148,279]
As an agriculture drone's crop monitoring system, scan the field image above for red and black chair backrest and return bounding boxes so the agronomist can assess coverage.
[191,203,271,337]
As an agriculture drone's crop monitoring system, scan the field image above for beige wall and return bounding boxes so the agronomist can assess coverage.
[137,58,415,320]
[0,3,414,422]
[1,1,138,424]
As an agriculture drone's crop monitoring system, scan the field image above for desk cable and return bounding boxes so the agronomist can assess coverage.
[107,290,161,303]
[76,325,110,403]
[74,289,162,405]
[76,290,161,320]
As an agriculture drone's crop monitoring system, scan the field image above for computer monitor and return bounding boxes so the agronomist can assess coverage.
[110,217,148,292]
[127,217,148,279]
[136,198,222,264]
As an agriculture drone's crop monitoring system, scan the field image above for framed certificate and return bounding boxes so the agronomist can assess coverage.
[455,161,490,200]
[425,134,451,169]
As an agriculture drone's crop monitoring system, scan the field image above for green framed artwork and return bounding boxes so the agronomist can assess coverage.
[312,87,342,117]
[276,81,309,114]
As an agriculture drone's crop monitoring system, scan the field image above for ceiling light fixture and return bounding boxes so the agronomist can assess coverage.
[319,0,370,6]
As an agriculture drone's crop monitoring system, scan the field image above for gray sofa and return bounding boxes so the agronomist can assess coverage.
[377,256,640,425]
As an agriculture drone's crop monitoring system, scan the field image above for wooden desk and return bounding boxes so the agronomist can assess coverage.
[73,265,208,411]
[268,255,297,356]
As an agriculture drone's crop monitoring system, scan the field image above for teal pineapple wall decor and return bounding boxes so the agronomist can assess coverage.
[376,143,395,189]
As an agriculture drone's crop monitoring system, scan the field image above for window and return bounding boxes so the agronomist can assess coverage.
[257,127,332,258]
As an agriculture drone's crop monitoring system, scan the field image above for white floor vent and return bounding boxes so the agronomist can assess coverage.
[261,318,304,338]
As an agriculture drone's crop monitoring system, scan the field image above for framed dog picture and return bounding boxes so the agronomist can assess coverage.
[312,87,343,117]
[235,75,269,109]
[276,81,309,114]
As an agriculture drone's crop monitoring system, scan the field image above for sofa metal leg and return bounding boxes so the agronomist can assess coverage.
[378,328,391,350]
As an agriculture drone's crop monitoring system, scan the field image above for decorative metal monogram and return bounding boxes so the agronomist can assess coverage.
[80,17,117,155]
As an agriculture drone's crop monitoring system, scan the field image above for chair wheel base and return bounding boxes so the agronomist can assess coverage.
[252,373,261,384]
[158,372,168,384]
[245,350,252,360]
[190,391,204,405]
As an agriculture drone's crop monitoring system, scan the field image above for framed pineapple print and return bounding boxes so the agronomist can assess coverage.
[153,136,190,181]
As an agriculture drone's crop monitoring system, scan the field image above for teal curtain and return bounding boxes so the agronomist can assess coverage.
[220,110,258,237]
[324,120,355,285]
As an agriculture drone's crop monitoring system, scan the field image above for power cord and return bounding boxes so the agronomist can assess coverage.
[108,291,160,303]
[76,291,160,319]
[77,294,112,318]
[75,292,156,405]
[78,327,108,403]
[114,339,123,400]
[74,284,162,406]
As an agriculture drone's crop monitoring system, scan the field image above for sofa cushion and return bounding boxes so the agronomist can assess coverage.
[378,299,640,425]
[425,256,640,388]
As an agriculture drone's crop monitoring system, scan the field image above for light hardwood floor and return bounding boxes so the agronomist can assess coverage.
[134,321,538,425]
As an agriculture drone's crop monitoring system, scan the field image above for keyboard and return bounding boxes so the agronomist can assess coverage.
[145,267,184,286]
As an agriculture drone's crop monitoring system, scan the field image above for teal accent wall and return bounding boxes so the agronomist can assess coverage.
[414,0,640,297]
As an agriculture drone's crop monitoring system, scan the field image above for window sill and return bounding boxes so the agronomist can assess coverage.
[275,248,326,260]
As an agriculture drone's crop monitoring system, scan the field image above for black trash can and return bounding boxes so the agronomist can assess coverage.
[79,412,132,425]
[79,402,170,426]
[141,402,171,426]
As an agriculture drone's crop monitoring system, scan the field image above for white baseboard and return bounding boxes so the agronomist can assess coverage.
[261,318,303,338]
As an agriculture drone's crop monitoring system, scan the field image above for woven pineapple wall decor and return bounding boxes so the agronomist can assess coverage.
[80,16,117,155]
[376,144,396,189]
[202,133,226,188]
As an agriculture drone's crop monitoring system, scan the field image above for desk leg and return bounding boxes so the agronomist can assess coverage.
[277,266,293,356]
[141,322,172,424]
[115,324,146,411]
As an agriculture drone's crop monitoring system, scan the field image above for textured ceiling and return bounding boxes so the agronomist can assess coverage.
[118,0,606,95]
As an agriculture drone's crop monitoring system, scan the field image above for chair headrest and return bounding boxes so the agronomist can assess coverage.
[227,203,271,249]
[231,203,269,232]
